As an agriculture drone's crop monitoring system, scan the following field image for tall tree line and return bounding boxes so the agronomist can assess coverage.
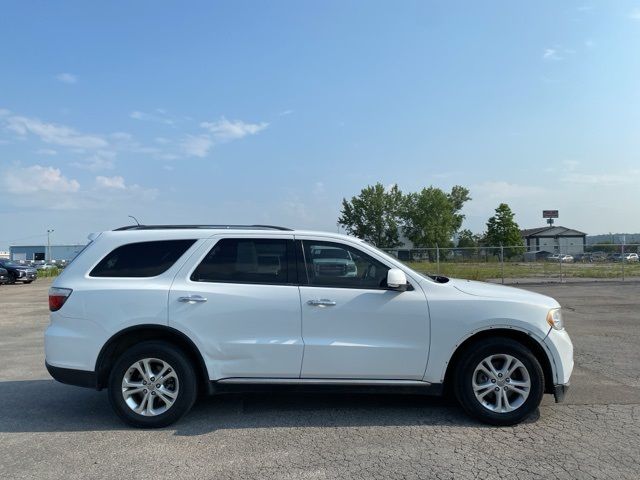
[338,184,525,255]
[338,183,471,249]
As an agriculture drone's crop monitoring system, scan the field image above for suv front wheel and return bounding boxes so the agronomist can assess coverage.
[454,338,544,426]
[108,341,198,428]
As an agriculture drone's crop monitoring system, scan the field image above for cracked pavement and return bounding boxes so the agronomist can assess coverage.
[1,280,639,479]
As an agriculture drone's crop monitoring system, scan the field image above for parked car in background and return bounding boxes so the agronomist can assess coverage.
[547,254,573,263]
[622,253,639,262]
[0,260,37,283]
[573,253,592,263]
[309,244,358,278]
[0,267,8,285]
[46,224,573,429]
[590,252,608,262]
[36,263,58,271]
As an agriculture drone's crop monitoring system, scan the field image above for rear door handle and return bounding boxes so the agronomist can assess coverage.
[307,299,336,307]
[178,295,207,303]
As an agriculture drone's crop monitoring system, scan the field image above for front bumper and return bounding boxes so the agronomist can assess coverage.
[15,271,37,281]
[543,327,574,386]
[553,383,570,403]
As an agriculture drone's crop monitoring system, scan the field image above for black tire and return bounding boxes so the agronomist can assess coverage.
[8,273,16,284]
[108,341,198,428]
[453,337,544,426]
[23,281,33,284]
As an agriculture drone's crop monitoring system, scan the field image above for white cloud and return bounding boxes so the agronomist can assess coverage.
[562,171,640,186]
[93,176,158,201]
[3,165,80,194]
[129,110,175,125]
[0,164,157,210]
[542,49,562,61]
[55,73,78,84]
[95,175,126,189]
[182,134,213,157]
[4,115,108,149]
[35,148,57,156]
[278,109,294,116]
[473,181,547,199]
[630,8,640,20]
[70,150,116,171]
[200,117,269,141]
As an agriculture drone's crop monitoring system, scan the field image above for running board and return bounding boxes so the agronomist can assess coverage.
[217,378,432,386]
[208,378,443,396]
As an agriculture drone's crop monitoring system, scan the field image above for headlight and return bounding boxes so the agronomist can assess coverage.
[546,308,564,330]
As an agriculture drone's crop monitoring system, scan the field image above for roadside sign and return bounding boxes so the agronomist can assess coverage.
[543,210,559,219]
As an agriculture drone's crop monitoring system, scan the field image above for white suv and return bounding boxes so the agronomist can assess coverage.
[45,225,573,428]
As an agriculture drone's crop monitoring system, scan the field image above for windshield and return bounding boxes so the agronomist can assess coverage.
[0,261,21,267]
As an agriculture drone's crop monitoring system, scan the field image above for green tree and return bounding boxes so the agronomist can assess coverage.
[338,183,403,247]
[456,228,479,259]
[485,203,525,257]
[457,229,478,248]
[402,186,471,253]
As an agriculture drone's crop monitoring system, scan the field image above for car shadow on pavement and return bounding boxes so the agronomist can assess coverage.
[0,379,541,434]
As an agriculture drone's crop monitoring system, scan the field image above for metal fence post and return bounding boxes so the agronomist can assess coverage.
[436,244,440,275]
[559,247,563,283]
[500,245,504,284]
[621,243,625,281]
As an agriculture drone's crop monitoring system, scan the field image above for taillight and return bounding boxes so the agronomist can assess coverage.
[49,287,73,312]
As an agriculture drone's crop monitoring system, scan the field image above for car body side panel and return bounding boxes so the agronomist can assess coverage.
[167,234,304,380]
[46,232,208,371]
[420,280,558,384]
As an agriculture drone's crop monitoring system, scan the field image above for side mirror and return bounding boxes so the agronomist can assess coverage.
[387,268,408,291]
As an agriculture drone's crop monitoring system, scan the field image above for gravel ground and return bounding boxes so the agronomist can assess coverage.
[1,279,639,479]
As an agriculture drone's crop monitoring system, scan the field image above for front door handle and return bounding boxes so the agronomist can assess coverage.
[307,299,337,307]
[178,295,207,304]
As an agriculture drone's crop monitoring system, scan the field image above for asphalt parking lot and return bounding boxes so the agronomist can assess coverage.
[1,279,639,479]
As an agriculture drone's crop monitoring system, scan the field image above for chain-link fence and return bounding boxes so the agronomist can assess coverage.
[383,243,640,283]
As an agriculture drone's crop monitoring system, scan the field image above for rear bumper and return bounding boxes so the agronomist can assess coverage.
[553,383,570,403]
[46,362,98,389]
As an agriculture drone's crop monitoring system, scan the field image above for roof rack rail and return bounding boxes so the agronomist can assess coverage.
[113,224,293,231]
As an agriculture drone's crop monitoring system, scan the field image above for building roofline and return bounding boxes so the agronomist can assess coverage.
[521,226,587,237]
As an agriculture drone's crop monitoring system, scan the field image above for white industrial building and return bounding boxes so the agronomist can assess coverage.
[521,226,587,256]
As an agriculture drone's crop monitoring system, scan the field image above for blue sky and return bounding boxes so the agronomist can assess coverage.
[1,1,640,248]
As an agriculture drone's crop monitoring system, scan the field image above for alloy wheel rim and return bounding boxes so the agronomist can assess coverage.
[472,354,531,413]
[122,358,179,416]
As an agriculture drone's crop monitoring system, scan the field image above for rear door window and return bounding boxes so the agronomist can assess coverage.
[191,238,294,285]
[90,240,196,277]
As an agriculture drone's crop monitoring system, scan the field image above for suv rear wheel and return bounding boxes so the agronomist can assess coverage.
[108,341,197,428]
[454,338,544,426]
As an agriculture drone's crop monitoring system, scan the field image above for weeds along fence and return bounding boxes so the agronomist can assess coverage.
[383,244,640,283]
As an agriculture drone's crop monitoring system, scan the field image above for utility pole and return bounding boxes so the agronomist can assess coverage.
[47,229,54,262]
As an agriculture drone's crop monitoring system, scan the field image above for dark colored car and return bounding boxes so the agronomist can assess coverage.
[0,267,8,284]
[0,260,37,284]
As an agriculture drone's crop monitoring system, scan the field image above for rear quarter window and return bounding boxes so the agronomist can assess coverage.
[89,240,196,277]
